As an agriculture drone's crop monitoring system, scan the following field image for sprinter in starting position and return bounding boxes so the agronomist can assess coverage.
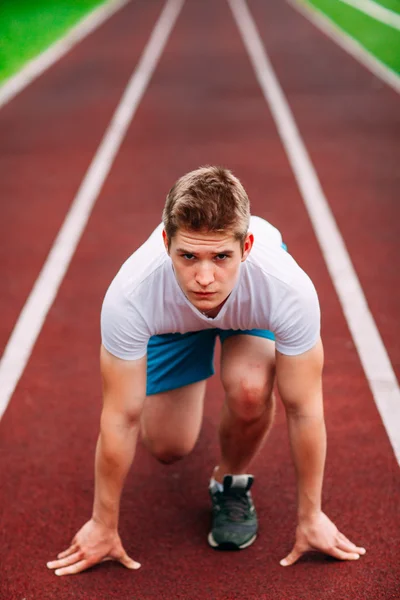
[48,166,365,575]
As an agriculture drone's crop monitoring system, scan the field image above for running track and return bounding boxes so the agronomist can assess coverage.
[0,1,399,598]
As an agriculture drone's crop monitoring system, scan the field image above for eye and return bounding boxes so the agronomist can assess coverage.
[215,254,228,261]
[182,253,196,260]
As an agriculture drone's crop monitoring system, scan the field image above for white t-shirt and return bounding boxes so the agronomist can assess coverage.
[101,216,320,360]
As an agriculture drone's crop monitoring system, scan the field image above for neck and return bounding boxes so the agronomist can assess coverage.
[200,297,229,318]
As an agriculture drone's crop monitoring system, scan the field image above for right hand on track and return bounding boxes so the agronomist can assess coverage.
[46,518,141,576]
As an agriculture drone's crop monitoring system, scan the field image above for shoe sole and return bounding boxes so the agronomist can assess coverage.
[207,532,257,550]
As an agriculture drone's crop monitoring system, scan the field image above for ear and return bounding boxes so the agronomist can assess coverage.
[241,232,254,261]
[162,229,170,253]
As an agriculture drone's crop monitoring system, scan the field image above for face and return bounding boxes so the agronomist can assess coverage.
[163,228,254,316]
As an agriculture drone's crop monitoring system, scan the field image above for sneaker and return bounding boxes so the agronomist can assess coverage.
[208,474,258,550]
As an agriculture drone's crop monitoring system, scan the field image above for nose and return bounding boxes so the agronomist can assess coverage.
[195,262,215,287]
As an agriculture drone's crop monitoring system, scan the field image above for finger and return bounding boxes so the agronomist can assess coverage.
[280,547,304,567]
[329,547,360,561]
[337,539,366,555]
[338,533,366,554]
[47,551,82,571]
[54,559,92,576]
[116,551,141,570]
[57,544,79,559]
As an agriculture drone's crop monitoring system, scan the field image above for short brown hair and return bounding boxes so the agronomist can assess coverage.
[162,166,250,247]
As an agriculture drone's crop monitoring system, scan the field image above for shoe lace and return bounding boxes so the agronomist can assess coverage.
[218,491,250,522]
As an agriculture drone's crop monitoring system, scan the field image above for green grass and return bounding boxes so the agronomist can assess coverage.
[305,0,400,74]
[0,0,108,84]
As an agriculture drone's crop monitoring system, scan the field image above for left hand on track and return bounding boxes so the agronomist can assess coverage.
[280,511,366,566]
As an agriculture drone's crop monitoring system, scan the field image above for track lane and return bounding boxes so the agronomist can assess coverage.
[249,0,400,383]
[230,0,400,463]
[0,0,165,357]
[0,0,399,599]
[0,0,185,420]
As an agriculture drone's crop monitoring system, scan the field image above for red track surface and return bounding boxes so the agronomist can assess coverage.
[0,1,399,598]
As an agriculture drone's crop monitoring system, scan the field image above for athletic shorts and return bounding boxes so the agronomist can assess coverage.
[146,328,275,396]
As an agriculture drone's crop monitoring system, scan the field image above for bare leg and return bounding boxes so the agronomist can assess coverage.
[215,335,276,482]
[141,380,207,464]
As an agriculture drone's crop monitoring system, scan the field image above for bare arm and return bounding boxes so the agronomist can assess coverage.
[93,345,147,528]
[276,338,326,520]
[47,345,146,575]
[276,339,366,566]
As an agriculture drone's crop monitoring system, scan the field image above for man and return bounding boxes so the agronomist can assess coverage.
[47,166,365,576]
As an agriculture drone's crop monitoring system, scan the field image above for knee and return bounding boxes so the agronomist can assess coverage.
[223,375,273,422]
[142,435,194,465]
[155,451,185,465]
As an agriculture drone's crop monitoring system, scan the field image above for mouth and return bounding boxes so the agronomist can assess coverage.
[193,291,215,297]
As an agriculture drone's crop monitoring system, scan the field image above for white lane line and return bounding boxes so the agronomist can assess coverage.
[0,0,130,110]
[0,0,185,420]
[229,0,400,465]
[288,0,400,95]
[338,0,400,30]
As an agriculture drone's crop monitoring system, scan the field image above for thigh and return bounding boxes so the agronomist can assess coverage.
[220,333,276,402]
[141,379,206,459]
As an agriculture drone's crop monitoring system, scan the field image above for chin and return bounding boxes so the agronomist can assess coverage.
[194,300,216,310]
[191,296,218,309]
